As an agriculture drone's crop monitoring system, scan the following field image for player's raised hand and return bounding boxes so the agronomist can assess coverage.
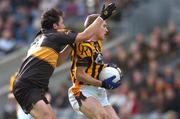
[100,3,116,20]
[101,75,121,89]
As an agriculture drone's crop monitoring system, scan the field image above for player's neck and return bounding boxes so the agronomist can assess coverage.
[88,35,98,42]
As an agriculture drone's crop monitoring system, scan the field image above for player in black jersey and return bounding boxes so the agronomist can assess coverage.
[13,3,116,119]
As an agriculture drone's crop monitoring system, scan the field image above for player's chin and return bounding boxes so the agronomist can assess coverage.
[99,36,105,41]
[99,38,104,41]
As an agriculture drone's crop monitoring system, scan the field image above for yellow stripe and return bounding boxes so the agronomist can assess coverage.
[98,40,102,52]
[94,65,101,79]
[9,72,17,92]
[93,41,102,79]
[71,48,81,96]
[31,47,58,68]
[76,42,93,58]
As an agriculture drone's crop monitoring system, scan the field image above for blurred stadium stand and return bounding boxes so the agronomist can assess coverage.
[0,0,180,119]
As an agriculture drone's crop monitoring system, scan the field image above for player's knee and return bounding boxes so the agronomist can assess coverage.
[42,112,56,119]
[109,115,120,119]
[106,111,119,119]
[94,109,108,119]
[44,116,56,119]
[51,113,57,119]
[102,112,109,119]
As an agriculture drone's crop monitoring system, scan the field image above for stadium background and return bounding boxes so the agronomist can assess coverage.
[0,0,179,119]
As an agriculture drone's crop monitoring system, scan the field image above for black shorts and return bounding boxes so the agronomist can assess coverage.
[13,79,49,114]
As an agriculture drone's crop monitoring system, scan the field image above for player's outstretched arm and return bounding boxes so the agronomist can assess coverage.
[56,45,72,67]
[75,3,116,42]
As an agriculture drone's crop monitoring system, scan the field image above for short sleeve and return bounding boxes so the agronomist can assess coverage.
[54,30,77,45]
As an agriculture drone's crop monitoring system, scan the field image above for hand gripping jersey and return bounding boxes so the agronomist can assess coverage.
[70,40,105,96]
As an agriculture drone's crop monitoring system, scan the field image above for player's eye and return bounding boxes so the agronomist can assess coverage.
[103,24,107,28]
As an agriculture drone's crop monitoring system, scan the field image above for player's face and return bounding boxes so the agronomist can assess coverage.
[97,21,108,40]
[54,16,65,30]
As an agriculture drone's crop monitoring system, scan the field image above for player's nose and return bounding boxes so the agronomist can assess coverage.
[105,29,109,36]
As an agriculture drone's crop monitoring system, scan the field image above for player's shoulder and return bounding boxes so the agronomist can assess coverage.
[10,72,18,81]
[57,28,73,35]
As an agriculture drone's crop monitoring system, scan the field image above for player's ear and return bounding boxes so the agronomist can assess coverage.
[53,23,58,29]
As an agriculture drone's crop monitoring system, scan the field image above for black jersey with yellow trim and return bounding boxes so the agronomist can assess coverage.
[70,40,105,95]
[17,29,77,89]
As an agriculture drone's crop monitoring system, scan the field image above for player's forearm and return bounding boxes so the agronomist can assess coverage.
[75,17,104,42]
[76,70,102,87]
[57,45,72,67]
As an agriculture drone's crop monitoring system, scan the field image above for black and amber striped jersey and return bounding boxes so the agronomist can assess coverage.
[70,40,105,96]
[16,29,77,89]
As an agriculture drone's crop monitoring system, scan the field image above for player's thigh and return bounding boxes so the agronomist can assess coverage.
[47,103,56,119]
[30,100,56,119]
[104,105,120,119]
[80,96,108,119]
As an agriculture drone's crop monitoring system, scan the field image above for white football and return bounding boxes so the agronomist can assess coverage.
[99,66,122,83]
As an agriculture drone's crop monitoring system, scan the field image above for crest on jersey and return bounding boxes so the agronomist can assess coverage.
[95,53,104,64]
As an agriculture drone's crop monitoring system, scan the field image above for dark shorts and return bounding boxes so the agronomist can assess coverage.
[13,79,49,114]
[75,92,87,107]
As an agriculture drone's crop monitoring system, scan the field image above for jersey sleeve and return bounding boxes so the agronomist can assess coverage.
[76,43,93,67]
[54,30,77,45]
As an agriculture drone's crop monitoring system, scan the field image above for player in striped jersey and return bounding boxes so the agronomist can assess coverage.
[68,14,120,119]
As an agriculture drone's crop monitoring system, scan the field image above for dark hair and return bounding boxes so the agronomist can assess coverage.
[41,8,63,29]
[84,14,99,28]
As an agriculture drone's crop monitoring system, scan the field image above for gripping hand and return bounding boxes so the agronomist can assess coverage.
[100,3,116,20]
[101,75,121,89]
